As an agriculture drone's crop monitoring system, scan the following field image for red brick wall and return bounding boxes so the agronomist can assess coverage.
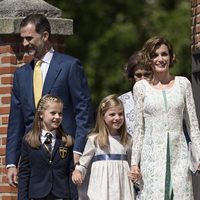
[0,35,65,199]
[191,2,200,200]
[191,0,200,50]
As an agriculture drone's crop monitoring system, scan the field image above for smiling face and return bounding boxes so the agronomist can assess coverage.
[40,101,63,131]
[20,23,49,59]
[150,44,170,74]
[103,105,124,135]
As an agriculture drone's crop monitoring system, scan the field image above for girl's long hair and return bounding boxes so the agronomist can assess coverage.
[25,94,66,148]
[92,94,130,150]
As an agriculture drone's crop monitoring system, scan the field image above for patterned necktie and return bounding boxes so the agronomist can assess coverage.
[43,132,53,160]
[33,60,43,107]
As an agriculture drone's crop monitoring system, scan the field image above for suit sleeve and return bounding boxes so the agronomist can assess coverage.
[18,139,30,200]
[6,71,25,166]
[68,60,93,153]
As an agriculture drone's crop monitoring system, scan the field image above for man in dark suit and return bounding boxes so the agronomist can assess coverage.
[6,14,93,199]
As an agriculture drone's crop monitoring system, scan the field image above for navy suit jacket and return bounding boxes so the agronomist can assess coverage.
[6,51,93,165]
[18,136,72,199]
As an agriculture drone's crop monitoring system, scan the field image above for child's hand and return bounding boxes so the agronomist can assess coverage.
[72,170,83,185]
[128,165,141,182]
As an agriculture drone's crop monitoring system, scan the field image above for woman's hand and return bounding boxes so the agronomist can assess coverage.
[128,165,142,182]
[72,170,83,185]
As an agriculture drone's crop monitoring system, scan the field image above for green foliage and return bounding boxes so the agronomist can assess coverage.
[46,0,191,107]
[141,0,191,77]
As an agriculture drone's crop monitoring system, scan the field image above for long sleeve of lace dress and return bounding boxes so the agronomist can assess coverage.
[131,81,146,166]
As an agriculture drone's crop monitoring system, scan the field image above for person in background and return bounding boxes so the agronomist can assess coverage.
[18,94,73,200]
[119,51,152,136]
[130,36,200,200]
[6,14,93,200]
[72,94,135,200]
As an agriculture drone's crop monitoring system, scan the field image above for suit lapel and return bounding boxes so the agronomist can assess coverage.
[40,140,60,164]
[24,60,35,112]
[40,145,50,163]
[42,53,62,95]
[51,138,62,161]
[40,137,68,163]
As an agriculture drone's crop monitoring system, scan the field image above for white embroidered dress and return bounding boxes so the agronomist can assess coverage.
[131,76,200,200]
[76,134,135,200]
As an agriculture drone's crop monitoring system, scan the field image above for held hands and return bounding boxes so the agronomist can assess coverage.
[72,170,83,185]
[128,165,142,183]
[198,163,200,171]
[7,167,18,187]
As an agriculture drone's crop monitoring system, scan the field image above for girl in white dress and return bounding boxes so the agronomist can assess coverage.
[130,36,200,200]
[72,94,135,200]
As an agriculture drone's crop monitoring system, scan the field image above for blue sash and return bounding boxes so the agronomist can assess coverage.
[93,154,127,162]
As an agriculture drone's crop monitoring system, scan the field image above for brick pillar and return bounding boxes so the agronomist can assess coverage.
[191,0,200,200]
[0,36,23,200]
[191,0,200,50]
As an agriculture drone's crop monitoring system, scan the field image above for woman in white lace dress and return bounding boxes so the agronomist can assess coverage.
[119,51,152,136]
[130,36,200,200]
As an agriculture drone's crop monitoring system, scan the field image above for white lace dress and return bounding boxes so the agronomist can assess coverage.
[131,76,200,200]
[76,134,135,200]
[119,91,135,136]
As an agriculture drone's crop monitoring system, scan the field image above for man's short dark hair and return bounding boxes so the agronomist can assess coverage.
[20,14,51,39]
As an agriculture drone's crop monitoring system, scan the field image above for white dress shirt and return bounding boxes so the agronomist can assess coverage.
[40,48,54,84]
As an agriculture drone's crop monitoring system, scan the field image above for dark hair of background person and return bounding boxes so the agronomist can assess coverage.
[124,51,152,85]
